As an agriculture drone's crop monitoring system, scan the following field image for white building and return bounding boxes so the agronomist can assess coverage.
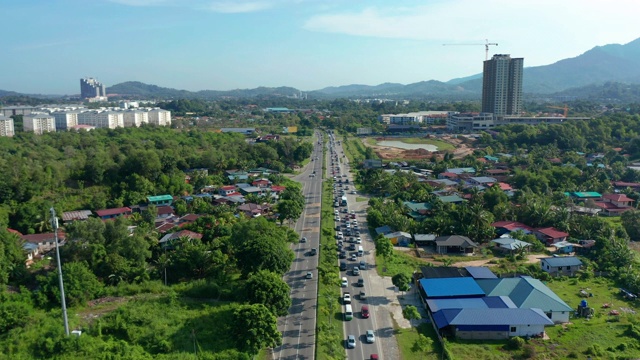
[380,111,450,125]
[51,111,79,130]
[78,110,124,129]
[123,110,149,127]
[148,109,171,126]
[446,113,495,132]
[0,115,15,137]
[24,113,56,134]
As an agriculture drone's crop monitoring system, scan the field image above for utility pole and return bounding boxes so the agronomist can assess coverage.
[51,207,70,336]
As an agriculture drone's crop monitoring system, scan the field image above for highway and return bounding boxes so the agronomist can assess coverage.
[272,130,324,360]
[328,134,383,360]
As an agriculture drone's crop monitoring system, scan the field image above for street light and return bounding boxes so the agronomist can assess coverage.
[51,207,70,336]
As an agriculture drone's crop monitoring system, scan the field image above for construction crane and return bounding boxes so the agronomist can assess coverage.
[548,105,569,117]
[442,39,498,60]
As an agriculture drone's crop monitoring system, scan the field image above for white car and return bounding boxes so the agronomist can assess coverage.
[341,277,348,287]
[356,238,362,244]
[343,293,351,304]
[347,335,356,349]
[366,330,375,343]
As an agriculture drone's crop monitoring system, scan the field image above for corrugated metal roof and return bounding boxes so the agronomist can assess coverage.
[465,266,498,279]
[420,277,485,298]
[476,277,573,312]
[541,256,582,267]
[433,308,554,328]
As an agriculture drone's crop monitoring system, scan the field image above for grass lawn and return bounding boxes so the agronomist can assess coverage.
[601,216,623,228]
[375,250,430,278]
[396,323,441,360]
[355,196,368,203]
[443,277,640,359]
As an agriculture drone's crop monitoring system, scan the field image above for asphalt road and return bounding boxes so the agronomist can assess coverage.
[328,135,384,360]
[272,131,324,360]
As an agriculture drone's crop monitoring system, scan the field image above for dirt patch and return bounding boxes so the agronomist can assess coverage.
[364,136,475,160]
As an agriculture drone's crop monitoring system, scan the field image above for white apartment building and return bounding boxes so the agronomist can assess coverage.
[148,109,171,126]
[123,110,149,127]
[0,115,15,137]
[380,111,450,125]
[24,114,56,134]
[51,111,79,130]
[77,111,124,129]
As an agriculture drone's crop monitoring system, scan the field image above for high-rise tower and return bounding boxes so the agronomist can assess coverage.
[80,78,106,99]
[481,54,523,118]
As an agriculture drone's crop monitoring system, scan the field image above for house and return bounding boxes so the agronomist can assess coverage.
[147,194,174,207]
[156,206,174,219]
[611,181,640,191]
[491,221,533,236]
[446,167,476,175]
[534,227,569,245]
[467,176,497,186]
[434,235,478,254]
[551,240,574,254]
[594,194,635,216]
[426,179,458,190]
[219,185,237,196]
[567,191,602,201]
[239,186,264,196]
[384,231,412,246]
[484,169,511,176]
[403,201,431,220]
[540,256,583,277]
[438,172,459,180]
[476,276,573,323]
[375,225,393,236]
[432,308,553,340]
[363,159,383,169]
[237,203,269,217]
[252,179,272,188]
[490,237,531,253]
[95,207,132,220]
[418,277,486,299]
[21,232,66,252]
[414,234,437,246]
[61,210,93,223]
[159,229,203,249]
[436,194,466,204]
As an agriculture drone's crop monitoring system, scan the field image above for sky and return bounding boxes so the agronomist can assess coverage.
[2,0,640,95]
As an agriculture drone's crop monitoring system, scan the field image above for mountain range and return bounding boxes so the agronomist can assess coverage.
[3,37,640,101]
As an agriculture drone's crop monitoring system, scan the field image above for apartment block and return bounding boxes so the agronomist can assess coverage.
[0,115,15,137]
[24,113,56,134]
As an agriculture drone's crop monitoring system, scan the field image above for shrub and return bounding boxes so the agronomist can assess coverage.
[585,344,603,356]
[505,336,525,350]
[522,344,536,359]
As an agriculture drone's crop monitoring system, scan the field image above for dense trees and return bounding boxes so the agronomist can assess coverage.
[232,304,282,356]
[244,270,291,317]
[0,229,27,285]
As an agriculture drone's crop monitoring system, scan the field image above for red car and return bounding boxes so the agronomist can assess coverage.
[361,305,370,318]
[370,355,379,360]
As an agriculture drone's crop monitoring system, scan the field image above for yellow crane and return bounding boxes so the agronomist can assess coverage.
[442,39,498,60]
[548,105,569,117]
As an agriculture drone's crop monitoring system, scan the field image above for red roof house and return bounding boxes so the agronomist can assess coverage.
[95,207,132,220]
[491,221,533,234]
[594,194,634,216]
[534,227,569,245]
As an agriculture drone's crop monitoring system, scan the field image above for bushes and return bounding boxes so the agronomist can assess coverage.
[505,336,525,350]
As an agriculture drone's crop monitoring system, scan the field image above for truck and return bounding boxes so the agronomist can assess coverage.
[341,196,347,206]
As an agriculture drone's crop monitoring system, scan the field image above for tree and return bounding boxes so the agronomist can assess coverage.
[244,270,292,317]
[235,236,294,277]
[621,210,640,241]
[0,230,27,285]
[233,304,282,356]
[277,200,303,226]
[402,305,422,332]
[39,261,103,307]
[375,234,394,268]
[392,272,412,297]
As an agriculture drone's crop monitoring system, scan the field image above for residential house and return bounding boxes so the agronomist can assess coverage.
[414,234,437,246]
[147,194,173,207]
[476,276,573,323]
[219,186,237,196]
[491,221,533,236]
[551,240,574,254]
[540,256,583,277]
[403,201,431,220]
[467,176,497,186]
[446,167,476,175]
[61,210,93,223]
[566,191,602,201]
[159,230,204,249]
[611,181,640,191]
[21,232,66,253]
[534,227,569,245]
[156,206,174,219]
[239,186,264,196]
[594,194,635,216]
[363,159,383,169]
[237,203,270,217]
[490,237,531,254]
[436,194,466,204]
[438,172,459,181]
[95,207,132,220]
[384,231,412,246]
[252,179,272,188]
[435,235,478,254]
[375,225,393,236]
[426,179,458,191]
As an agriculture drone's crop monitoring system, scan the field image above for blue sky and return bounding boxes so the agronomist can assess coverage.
[3,0,639,94]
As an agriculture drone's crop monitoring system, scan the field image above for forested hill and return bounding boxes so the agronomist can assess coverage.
[107,81,300,100]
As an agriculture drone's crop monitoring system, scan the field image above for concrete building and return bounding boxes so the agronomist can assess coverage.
[0,106,37,117]
[482,54,524,118]
[77,110,124,129]
[446,112,495,132]
[148,109,171,126]
[24,113,56,134]
[123,110,149,127]
[379,111,450,125]
[51,111,79,130]
[0,115,15,137]
[80,77,107,100]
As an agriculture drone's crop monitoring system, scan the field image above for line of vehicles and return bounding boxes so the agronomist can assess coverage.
[327,133,378,359]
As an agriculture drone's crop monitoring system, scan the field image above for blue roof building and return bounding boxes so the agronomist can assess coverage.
[465,266,498,279]
[426,296,516,312]
[419,277,485,299]
[432,308,553,339]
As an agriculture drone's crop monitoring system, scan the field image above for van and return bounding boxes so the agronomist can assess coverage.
[358,246,364,256]
[344,304,353,321]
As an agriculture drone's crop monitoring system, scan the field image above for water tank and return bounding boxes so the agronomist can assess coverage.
[580,299,588,308]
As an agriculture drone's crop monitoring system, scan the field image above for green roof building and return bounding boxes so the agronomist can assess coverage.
[147,194,174,206]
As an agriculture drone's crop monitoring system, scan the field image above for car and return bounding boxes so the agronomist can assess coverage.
[356,237,362,244]
[340,261,347,270]
[356,278,364,287]
[366,330,375,343]
[352,190,357,194]
[310,248,317,255]
[300,237,307,243]
[305,272,313,279]
[339,251,347,259]
[351,254,357,261]
[346,335,356,349]
[360,291,367,301]
[341,277,348,287]
[352,267,360,276]
[359,260,366,270]
[370,354,379,360]
[309,174,315,177]
[343,293,351,304]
